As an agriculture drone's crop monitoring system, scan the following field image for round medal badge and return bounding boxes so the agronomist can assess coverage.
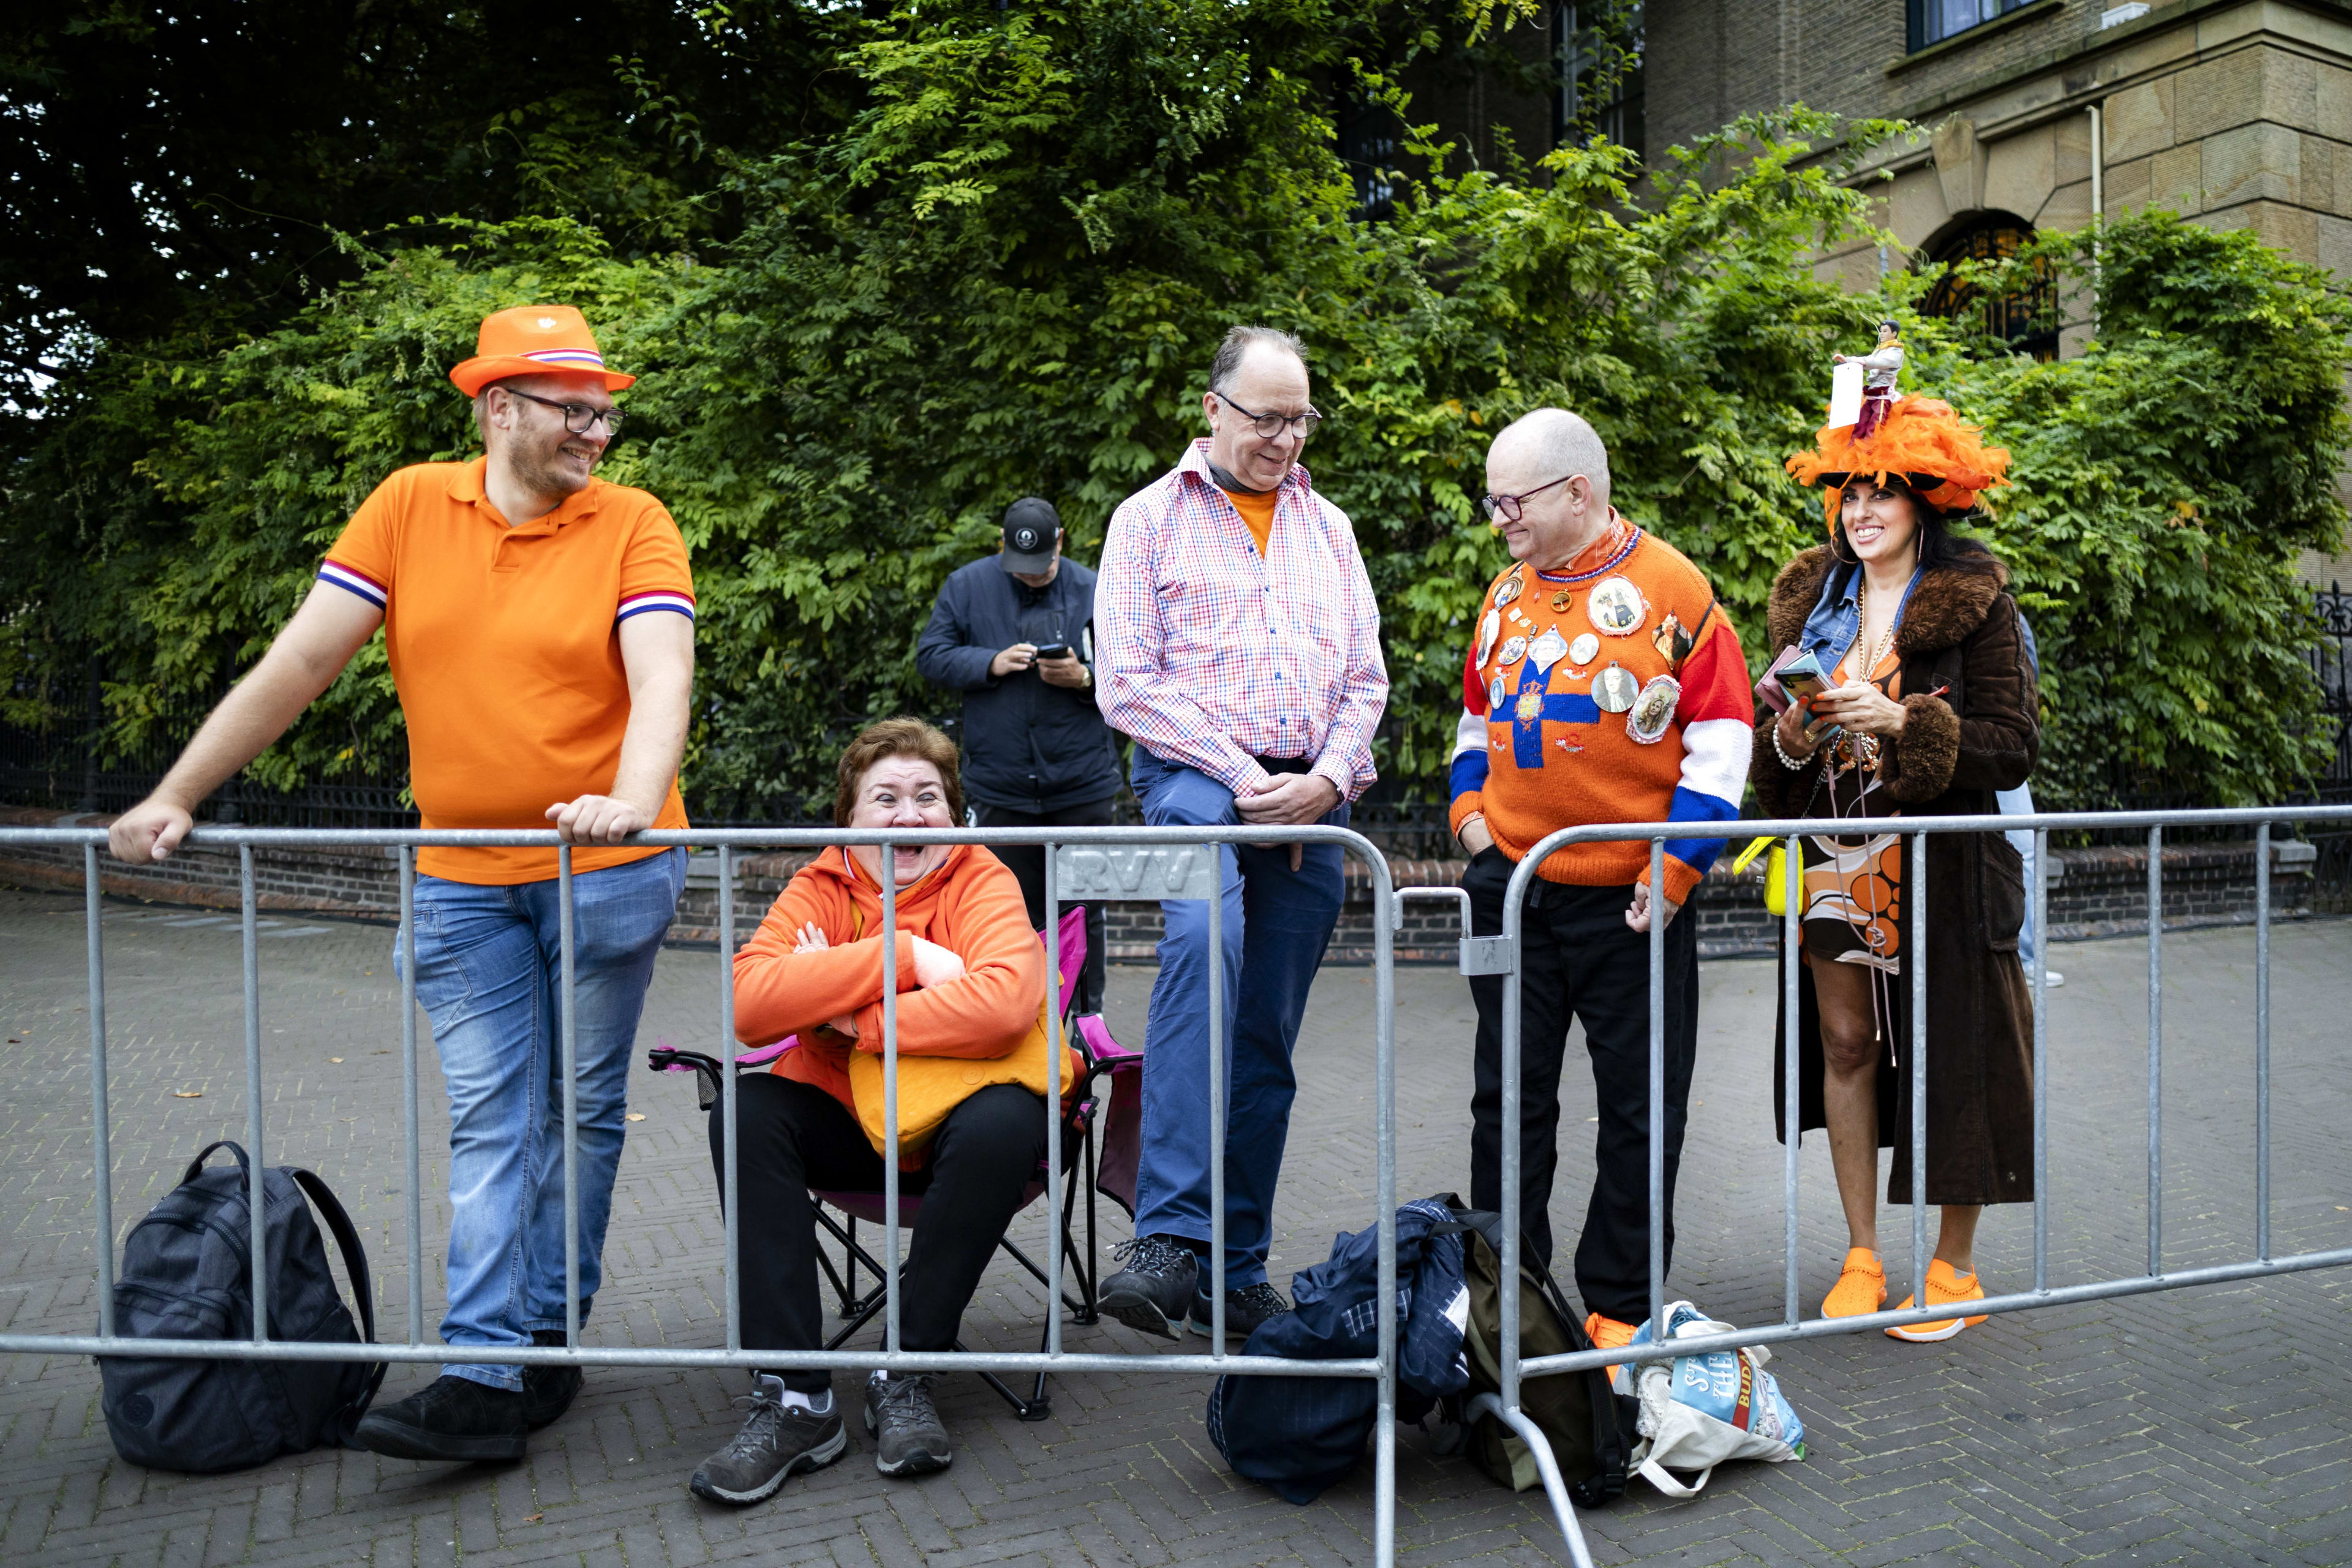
[1488,675,1506,712]
[1494,574,1523,608]
[1593,662,1639,713]
[1475,609,1500,668]
[1497,635,1528,666]
[1627,674,1681,744]
[1588,576,1646,637]
[1567,632,1600,666]
[1550,589,1575,612]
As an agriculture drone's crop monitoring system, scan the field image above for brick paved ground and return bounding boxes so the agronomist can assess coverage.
[1,884,2347,1567]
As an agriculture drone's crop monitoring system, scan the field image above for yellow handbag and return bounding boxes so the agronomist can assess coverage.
[1732,836,1803,917]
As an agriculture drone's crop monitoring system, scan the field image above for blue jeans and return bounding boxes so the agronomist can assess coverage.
[1996,783,2041,968]
[1129,750,1347,1287]
[402,849,685,1389]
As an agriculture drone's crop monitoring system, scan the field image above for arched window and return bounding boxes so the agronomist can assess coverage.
[1921,214,2059,361]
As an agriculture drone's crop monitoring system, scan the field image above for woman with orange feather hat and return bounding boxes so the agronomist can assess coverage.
[1751,350,2041,1343]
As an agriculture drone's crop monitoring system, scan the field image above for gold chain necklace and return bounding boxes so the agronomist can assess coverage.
[1831,576,1899,774]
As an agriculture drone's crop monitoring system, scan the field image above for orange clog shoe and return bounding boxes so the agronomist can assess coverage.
[1585,1311,1638,1387]
[1885,1258,1991,1341]
[1820,1247,1887,1318]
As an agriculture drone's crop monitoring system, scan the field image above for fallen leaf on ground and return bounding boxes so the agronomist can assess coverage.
[625,1113,646,1122]
[330,1057,344,1063]
[523,1514,543,1525]
[173,1090,202,1098]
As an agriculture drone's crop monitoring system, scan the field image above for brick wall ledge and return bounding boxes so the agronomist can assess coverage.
[2,807,2319,963]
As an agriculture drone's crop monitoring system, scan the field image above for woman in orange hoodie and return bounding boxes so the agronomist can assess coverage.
[688,718,1072,1506]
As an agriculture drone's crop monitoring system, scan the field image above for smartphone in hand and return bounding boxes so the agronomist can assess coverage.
[1033,643,1073,660]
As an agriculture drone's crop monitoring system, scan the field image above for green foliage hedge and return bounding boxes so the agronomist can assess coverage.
[2,1,2343,819]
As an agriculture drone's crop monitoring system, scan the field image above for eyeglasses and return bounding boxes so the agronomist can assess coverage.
[1213,391,1321,442]
[1480,472,1577,523]
[500,387,626,435]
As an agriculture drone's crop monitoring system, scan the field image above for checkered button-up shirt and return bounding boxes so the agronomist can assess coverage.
[1095,439,1389,800]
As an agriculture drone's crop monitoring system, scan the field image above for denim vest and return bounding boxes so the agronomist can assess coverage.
[1796,558,1923,673]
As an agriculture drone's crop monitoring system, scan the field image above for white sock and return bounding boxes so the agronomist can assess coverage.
[780,1387,832,1414]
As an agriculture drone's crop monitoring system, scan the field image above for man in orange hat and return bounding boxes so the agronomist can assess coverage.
[110,305,696,1464]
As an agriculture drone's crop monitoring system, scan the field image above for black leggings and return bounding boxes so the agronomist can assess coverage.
[709,1075,1047,1392]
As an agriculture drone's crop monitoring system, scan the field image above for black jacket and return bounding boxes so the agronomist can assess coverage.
[915,555,1125,813]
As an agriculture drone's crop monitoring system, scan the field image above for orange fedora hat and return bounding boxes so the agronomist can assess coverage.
[448,305,635,397]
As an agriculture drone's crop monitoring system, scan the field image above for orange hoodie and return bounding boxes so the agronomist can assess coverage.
[732,841,1076,1164]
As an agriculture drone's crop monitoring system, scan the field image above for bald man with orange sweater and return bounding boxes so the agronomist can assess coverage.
[1450,409,1752,1356]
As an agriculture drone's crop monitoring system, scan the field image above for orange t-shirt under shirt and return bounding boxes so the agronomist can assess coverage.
[1222,486,1278,556]
[318,458,695,885]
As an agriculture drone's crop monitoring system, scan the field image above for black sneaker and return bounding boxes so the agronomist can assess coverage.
[688,1375,848,1506]
[1098,1234,1199,1341]
[354,1374,527,1463]
[864,1371,952,1477]
[522,1329,582,1431]
[1187,1280,1292,1342]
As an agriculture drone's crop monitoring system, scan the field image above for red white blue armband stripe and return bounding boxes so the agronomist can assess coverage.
[316,559,388,609]
[617,589,696,622]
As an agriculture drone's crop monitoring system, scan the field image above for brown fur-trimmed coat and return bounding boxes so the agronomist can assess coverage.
[1750,545,2040,1207]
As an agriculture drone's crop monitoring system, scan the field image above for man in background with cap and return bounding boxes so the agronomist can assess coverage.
[110,306,695,1464]
[916,497,1123,1014]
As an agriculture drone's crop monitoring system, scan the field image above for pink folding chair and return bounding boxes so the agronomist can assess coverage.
[646,905,1144,1420]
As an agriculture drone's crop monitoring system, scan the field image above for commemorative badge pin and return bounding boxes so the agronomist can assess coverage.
[1497,635,1528,666]
[1588,575,1646,637]
[1567,631,1600,666]
[1527,626,1570,674]
[1593,662,1639,713]
[1476,609,1500,669]
[1488,674,1507,712]
[1494,574,1524,608]
[1551,589,1575,612]
[1651,612,1695,669]
[1627,674,1681,744]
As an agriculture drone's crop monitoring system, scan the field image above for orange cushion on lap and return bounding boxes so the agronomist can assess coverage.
[320,458,694,884]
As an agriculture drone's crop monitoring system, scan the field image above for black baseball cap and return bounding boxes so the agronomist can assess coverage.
[1000,497,1061,573]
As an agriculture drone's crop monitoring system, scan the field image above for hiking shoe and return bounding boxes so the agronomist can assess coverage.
[1820,1248,1888,1319]
[522,1329,582,1431]
[1188,1280,1291,1342]
[864,1371,952,1477]
[1098,1234,1199,1341]
[1886,1259,1991,1342]
[688,1376,847,1506]
[355,1374,527,1463]
[1584,1311,1638,1392]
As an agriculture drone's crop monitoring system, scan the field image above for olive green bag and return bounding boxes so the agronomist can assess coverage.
[1451,1207,1635,1506]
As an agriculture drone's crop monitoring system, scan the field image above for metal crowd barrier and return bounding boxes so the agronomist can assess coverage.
[7,805,2349,1566]
[0,823,1402,1566]
[1472,804,2352,1568]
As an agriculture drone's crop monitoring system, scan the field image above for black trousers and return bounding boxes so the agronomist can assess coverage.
[974,797,1114,1014]
[709,1075,1047,1392]
[1463,850,1700,1324]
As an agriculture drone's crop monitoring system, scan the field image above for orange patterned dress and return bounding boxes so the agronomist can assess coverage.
[1798,642,1905,973]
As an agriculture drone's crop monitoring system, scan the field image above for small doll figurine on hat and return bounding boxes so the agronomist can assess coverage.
[1833,320,1905,440]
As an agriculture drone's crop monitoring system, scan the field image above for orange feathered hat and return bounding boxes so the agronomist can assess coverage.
[1785,396,2009,528]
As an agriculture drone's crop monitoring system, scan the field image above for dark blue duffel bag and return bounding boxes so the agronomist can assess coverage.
[98,1140,385,1472]
[1206,1196,1471,1503]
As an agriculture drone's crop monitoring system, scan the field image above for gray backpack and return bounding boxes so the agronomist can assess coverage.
[98,1141,385,1472]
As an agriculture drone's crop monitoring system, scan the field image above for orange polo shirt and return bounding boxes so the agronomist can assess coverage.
[318,458,695,884]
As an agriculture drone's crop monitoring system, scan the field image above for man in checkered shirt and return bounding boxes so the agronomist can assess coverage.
[1091,326,1390,1341]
